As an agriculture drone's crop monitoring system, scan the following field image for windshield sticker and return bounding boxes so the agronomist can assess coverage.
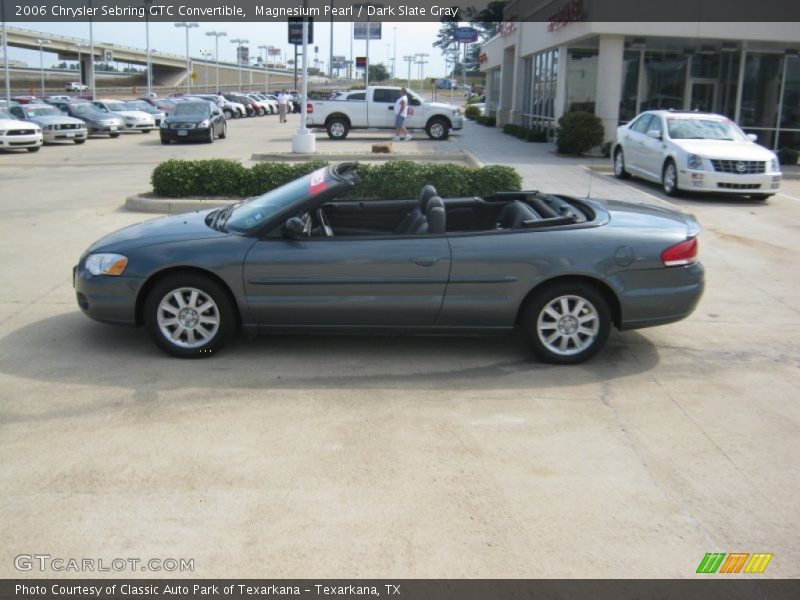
[309,168,328,196]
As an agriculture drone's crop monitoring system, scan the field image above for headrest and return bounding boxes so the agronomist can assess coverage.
[419,185,438,210]
[425,195,444,214]
[426,196,446,234]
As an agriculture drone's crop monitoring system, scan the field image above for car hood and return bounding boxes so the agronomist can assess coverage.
[670,139,776,160]
[0,120,39,131]
[426,101,459,112]
[87,209,225,253]
[28,115,85,126]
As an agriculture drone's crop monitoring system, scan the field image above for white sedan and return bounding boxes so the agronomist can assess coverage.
[93,100,156,133]
[612,110,782,200]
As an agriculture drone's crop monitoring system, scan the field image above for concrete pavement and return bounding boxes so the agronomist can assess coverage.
[0,115,798,578]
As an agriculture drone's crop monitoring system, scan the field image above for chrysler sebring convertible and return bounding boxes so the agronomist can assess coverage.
[74,163,704,363]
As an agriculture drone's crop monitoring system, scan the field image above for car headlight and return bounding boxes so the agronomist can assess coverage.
[770,157,780,172]
[84,253,128,276]
[198,119,210,128]
[687,154,703,170]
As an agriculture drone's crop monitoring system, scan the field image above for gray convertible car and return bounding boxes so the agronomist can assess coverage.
[74,163,704,363]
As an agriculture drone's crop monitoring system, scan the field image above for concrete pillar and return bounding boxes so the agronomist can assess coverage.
[554,46,568,122]
[499,46,515,127]
[80,56,93,85]
[595,35,625,142]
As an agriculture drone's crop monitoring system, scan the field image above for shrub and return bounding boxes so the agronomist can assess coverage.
[777,146,799,165]
[464,105,482,120]
[476,115,496,127]
[556,111,604,155]
[501,123,548,143]
[151,160,522,199]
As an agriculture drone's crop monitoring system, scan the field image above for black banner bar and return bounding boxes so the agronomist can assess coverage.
[2,580,800,600]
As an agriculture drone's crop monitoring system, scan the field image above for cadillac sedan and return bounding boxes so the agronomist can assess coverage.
[74,163,704,363]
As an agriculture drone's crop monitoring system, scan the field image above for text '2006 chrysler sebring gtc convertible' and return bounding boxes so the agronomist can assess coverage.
[74,163,704,364]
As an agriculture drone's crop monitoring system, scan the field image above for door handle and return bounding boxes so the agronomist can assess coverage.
[412,257,439,267]
[388,106,394,110]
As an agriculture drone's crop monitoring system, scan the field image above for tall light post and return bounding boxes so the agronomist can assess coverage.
[392,26,397,79]
[74,42,89,88]
[199,49,212,90]
[174,22,198,94]
[36,39,51,97]
[88,11,95,99]
[205,30,227,92]
[258,44,269,94]
[415,53,428,90]
[1,6,10,103]
[143,0,153,94]
[230,38,248,91]
[402,55,414,88]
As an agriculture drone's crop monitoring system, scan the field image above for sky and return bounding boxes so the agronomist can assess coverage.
[5,21,453,78]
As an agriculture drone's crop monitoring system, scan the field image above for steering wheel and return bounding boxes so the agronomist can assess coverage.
[315,208,334,237]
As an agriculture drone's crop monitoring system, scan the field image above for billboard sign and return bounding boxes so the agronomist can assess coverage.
[288,17,314,45]
[353,22,381,40]
[453,27,479,43]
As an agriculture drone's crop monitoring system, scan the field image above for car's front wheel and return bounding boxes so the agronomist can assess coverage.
[662,159,679,196]
[74,139,86,144]
[613,148,630,179]
[426,118,450,140]
[27,146,40,152]
[326,118,349,140]
[144,274,237,358]
[110,133,120,138]
[219,122,227,139]
[520,282,611,365]
[750,193,772,201]
[223,109,233,119]
[206,127,214,143]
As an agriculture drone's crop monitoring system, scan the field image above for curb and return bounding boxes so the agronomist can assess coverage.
[250,151,472,164]
[125,194,238,214]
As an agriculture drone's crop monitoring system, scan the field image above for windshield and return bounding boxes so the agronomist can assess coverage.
[70,103,104,115]
[225,170,326,234]
[171,103,210,117]
[24,107,61,117]
[105,101,132,111]
[0,109,16,120]
[666,117,748,141]
[127,101,153,111]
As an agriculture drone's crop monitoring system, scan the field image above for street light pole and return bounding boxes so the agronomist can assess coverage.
[392,26,397,79]
[36,39,51,97]
[174,22,198,94]
[230,38,248,90]
[143,0,152,95]
[206,31,227,92]
[403,55,413,88]
[2,5,11,104]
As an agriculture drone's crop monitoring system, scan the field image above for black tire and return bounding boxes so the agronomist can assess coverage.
[425,118,450,140]
[223,109,233,119]
[160,136,170,145]
[206,127,214,143]
[520,282,612,365]
[144,273,237,358]
[662,158,680,196]
[219,122,227,139]
[27,146,41,152]
[74,139,86,144]
[750,194,772,201]
[613,148,630,179]
[326,117,350,140]
[142,129,151,134]
[110,133,120,138]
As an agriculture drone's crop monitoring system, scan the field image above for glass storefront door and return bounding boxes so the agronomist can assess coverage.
[688,80,718,112]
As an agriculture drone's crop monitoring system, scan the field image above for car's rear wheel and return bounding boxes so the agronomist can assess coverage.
[750,193,772,201]
[142,129,151,134]
[219,122,227,139]
[27,146,40,152]
[326,118,349,140]
[74,139,86,144]
[206,127,214,143]
[223,109,233,119]
[144,274,236,358]
[662,159,679,196]
[613,148,630,179]
[520,282,611,365]
[110,133,120,138]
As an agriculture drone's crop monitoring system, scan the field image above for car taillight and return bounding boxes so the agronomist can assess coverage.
[661,237,698,267]
[306,103,313,114]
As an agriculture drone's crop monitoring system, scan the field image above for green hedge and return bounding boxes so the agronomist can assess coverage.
[502,123,548,143]
[476,115,496,127]
[464,105,482,120]
[151,160,521,199]
[556,111,604,155]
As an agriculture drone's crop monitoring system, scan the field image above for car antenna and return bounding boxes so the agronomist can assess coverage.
[586,163,594,199]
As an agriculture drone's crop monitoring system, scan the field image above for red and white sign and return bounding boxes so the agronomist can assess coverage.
[500,21,517,37]
[547,0,585,32]
[309,168,328,196]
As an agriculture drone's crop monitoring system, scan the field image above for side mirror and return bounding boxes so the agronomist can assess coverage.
[747,133,758,142]
[282,216,307,238]
[646,129,662,140]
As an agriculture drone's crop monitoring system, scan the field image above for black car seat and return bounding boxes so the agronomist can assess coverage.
[394,185,438,234]
[496,200,539,229]
[425,196,446,234]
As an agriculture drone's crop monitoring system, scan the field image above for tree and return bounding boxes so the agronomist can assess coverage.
[434,1,506,75]
[368,63,390,82]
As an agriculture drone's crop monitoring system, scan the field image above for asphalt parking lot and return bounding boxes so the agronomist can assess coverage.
[0,115,798,578]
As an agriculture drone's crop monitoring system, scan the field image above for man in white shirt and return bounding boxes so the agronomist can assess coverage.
[277,90,288,123]
[392,87,412,141]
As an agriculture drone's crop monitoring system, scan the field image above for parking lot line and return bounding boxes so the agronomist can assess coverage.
[777,192,800,203]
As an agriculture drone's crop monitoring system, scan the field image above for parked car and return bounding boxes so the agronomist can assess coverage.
[73,162,704,362]
[159,100,226,144]
[44,95,72,102]
[242,93,275,115]
[0,108,43,152]
[191,94,244,119]
[140,96,179,115]
[307,86,463,140]
[8,104,88,144]
[92,99,155,132]
[49,101,125,137]
[65,82,89,92]
[612,110,782,200]
[123,100,167,127]
[11,96,38,105]
[223,94,257,117]
[252,93,278,114]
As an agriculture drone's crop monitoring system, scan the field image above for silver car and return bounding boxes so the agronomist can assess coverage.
[92,100,156,133]
[9,104,88,144]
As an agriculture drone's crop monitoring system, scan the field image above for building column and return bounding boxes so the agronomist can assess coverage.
[554,45,568,121]
[595,35,625,142]
[499,45,516,127]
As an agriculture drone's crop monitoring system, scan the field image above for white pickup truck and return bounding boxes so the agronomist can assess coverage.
[306,86,463,141]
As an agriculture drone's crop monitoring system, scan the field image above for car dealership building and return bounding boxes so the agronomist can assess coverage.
[478,15,800,149]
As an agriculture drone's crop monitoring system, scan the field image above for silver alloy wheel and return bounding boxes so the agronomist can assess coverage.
[330,122,345,137]
[157,287,220,349]
[536,294,600,357]
[430,122,445,138]
[614,150,624,176]
[663,162,677,193]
